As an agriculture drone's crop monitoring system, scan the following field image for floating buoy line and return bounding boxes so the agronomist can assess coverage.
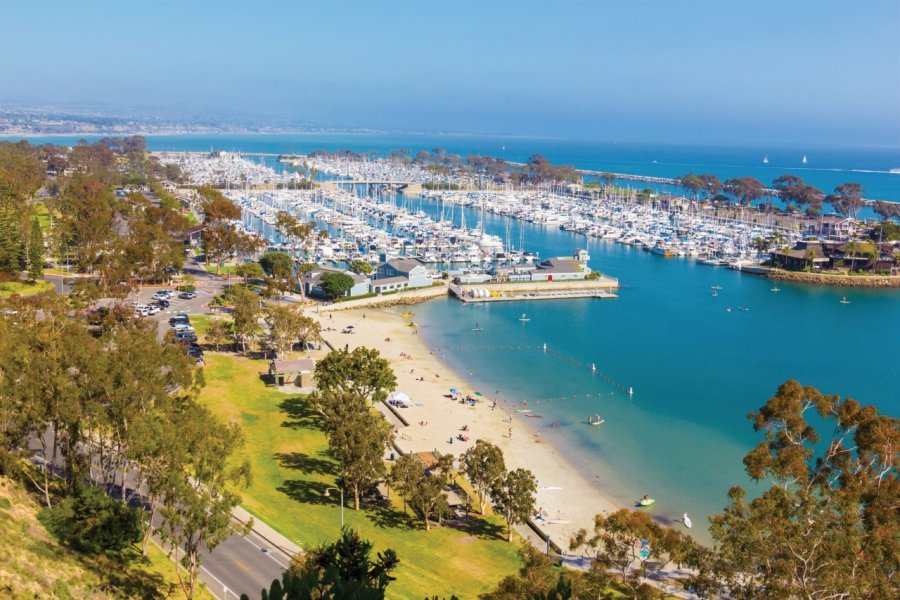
[427,341,633,401]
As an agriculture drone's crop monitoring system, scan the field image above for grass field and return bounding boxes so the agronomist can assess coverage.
[0,477,214,600]
[197,353,523,599]
[0,279,53,298]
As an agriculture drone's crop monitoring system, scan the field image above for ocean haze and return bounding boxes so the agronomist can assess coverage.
[1,0,898,146]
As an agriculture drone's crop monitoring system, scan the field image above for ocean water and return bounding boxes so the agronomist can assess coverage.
[6,133,900,201]
[396,198,900,539]
[9,133,899,536]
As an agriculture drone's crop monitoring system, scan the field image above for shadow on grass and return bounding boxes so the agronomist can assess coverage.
[443,513,507,540]
[277,478,334,507]
[279,396,324,430]
[365,500,417,531]
[275,452,339,476]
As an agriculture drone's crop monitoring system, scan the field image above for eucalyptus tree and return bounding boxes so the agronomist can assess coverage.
[462,440,506,514]
[490,468,537,541]
[158,402,252,599]
[709,380,899,598]
[312,346,396,406]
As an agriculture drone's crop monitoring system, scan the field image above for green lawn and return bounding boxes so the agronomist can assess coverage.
[197,353,523,599]
[0,279,53,298]
[204,264,240,277]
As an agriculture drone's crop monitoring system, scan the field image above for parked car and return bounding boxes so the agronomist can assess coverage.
[155,299,170,308]
[178,291,197,300]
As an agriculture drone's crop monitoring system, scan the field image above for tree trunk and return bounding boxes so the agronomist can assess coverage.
[507,521,513,542]
[354,484,360,510]
[141,496,159,556]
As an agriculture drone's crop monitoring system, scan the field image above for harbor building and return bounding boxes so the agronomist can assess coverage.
[301,266,370,298]
[374,258,431,289]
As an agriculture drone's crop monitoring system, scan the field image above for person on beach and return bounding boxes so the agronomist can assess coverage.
[508,428,512,439]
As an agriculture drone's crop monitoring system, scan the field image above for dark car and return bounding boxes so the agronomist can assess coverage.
[155,299,170,308]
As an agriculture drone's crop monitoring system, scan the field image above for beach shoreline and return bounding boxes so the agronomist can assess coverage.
[308,305,624,550]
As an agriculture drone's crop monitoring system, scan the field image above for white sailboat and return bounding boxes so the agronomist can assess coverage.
[683,513,693,528]
[518,313,530,322]
[763,155,769,164]
[802,155,808,164]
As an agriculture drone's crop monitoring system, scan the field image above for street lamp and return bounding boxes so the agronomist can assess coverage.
[324,486,344,528]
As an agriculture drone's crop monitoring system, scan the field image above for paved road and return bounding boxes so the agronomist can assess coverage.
[33,258,297,600]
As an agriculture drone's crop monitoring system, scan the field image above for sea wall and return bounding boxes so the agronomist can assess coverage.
[318,283,448,311]
[762,269,900,288]
[458,277,619,294]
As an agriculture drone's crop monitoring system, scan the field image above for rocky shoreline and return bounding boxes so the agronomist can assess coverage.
[754,269,900,288]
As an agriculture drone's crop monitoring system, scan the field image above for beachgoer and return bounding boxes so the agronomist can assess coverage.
[508,428,512,439]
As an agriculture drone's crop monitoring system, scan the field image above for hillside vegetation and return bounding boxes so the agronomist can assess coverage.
[0,477,209,599]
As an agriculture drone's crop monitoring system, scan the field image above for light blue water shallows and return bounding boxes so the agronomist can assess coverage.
[401,201,900,541]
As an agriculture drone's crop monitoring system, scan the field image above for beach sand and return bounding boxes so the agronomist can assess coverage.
[307,306,621,549]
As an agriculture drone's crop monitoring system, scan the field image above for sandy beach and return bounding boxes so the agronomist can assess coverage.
[308,305,621,550]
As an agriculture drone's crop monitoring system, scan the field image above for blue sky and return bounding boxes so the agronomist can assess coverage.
[1,0,898,145]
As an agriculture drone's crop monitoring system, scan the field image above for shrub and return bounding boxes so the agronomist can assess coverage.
[39,486,141,554]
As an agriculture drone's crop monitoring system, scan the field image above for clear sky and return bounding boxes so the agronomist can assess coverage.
[1,0,898,146]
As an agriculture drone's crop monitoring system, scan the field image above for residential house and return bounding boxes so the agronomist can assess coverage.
[771,241,831,270]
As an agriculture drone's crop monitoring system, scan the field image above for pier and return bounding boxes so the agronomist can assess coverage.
[449,279,619,303]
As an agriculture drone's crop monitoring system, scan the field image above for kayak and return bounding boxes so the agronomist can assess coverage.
[637,498,655,507]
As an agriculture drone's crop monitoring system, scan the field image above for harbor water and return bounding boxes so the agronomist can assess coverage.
[402,204,899,539]
[12,133,898,538]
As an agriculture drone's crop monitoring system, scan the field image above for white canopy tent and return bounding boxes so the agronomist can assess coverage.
[389,391,411,407]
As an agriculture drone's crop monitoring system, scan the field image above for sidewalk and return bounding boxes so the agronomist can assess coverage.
[232,505,303,557]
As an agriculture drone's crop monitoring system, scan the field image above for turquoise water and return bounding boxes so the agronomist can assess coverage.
[5,133,900,201]
[10,133,898,535]
[398,199,900,538]
[227,182,900,536]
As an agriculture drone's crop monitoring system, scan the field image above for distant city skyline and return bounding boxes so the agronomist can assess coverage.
[1,0,898,146]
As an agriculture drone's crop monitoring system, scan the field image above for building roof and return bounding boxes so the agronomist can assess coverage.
[536,257,586,273]
[383,258,426,273]
[372,276,409,286]
[302,267,368,285]
[271,358,315,373]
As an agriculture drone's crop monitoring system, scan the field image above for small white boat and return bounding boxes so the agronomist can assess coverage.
[472,322,483,332]
[518,313,530,322]
[763,155,769,164]
[683,513,692,528]
[840,296,850,305]
[771,285,781,292]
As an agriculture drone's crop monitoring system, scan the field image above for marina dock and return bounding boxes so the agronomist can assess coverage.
[450,279,619,303]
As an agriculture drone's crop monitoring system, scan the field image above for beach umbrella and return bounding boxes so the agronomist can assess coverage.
[449,388,459,394]
[346,325,354,329]
[474,391,483,396]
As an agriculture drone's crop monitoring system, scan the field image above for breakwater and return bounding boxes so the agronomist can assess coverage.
[762,269,900,288]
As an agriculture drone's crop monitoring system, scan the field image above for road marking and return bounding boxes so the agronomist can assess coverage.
[235,560,250,573]
[241,533,290,569]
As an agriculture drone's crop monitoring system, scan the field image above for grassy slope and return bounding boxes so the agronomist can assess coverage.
[0,477,213,600]
[0,280,54,298]
[198,353,522,599]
